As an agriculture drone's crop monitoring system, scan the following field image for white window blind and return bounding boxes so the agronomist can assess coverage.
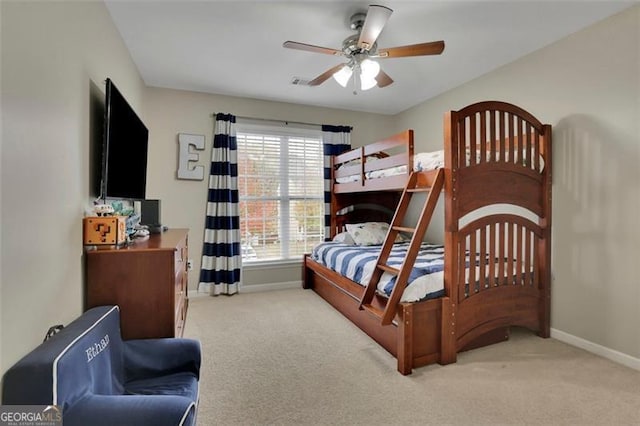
[236,122,324,262]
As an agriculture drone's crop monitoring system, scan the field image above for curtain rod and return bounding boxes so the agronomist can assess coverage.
[211,113,352,130]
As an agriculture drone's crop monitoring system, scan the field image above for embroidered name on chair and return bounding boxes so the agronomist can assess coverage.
[85,334,110,363]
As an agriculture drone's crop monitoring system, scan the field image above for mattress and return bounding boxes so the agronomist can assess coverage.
[335,151,444,184]
[310,241,446,303]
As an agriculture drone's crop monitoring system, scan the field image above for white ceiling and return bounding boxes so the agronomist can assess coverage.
[105,1,636,115]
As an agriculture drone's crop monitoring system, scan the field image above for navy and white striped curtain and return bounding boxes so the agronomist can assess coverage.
[322,125,351,240]
[199,113,241,296]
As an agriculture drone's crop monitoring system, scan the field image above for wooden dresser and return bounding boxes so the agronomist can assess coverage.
[85,228,189,340]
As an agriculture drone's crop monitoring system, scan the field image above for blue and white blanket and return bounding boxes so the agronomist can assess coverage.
[311,241,446,302]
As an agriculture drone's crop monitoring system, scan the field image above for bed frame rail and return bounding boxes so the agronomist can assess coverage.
[332,130,414,193]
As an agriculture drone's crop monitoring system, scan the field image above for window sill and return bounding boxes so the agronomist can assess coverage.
[242,258,303,270]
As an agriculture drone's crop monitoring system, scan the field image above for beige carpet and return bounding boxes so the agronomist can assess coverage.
[184,288,640,425]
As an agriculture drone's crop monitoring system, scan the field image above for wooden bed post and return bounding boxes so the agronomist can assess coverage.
[330,155,338,239]
[441,110,459,363]
[396,304,413,375]
[538,124,553,337]
[302,255,313,289]
[440,297,456,364]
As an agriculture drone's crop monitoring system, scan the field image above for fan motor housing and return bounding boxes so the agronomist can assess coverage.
[341,34,376,57]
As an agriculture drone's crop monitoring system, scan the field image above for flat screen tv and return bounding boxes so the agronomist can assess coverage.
[101,78,148,200]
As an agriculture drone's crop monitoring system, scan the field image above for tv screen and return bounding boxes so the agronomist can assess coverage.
[102,78,148,200]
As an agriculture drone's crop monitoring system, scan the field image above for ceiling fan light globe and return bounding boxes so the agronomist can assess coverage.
[333,65,353,87]
[360,58,380,80]
[360,75,377,91]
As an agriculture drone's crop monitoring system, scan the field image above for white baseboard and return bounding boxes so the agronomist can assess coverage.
[188,281,301,298]
[551,328,640,371]
[188,289,209,298]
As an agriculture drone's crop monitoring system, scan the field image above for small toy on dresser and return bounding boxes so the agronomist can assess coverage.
[132,225,150,238]
[93,203,115,216]
[83,203,127,246]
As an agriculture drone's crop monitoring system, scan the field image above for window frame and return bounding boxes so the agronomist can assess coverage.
[235,120,324,263]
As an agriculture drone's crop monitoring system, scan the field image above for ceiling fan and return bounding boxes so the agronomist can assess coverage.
[283,4,445,92]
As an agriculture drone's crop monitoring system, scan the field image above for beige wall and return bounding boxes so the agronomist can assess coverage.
[1,1,145,376]
[142,87,394,291]
[394,6,640,360]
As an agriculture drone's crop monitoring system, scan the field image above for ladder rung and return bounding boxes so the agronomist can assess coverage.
[361,303,384,319]
[377,264,400,275]
[392,225,415,233]
[408,187,432,193]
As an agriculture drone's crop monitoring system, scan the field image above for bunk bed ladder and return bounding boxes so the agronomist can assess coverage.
[358,169,445,326]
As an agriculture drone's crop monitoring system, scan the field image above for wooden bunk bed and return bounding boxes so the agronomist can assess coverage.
[303,101,552,375]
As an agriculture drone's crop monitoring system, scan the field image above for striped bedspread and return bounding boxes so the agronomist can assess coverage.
[310,241,446,302]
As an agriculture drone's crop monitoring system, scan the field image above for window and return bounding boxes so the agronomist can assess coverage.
[236,122,324,262]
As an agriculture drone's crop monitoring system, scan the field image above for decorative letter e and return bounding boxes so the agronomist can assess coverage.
[177,133,205,180]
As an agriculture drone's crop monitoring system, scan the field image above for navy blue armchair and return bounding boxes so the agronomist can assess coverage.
[2,305,200,426]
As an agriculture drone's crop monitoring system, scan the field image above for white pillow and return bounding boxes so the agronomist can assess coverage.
[345,222,393,246]
[332,231,356,245]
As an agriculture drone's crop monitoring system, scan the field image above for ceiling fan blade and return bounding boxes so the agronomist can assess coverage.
[283,41,343,56]
[377,41,445,58]
[357,5,393,51]
[375,69,393,88]
[308,64,347,86]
